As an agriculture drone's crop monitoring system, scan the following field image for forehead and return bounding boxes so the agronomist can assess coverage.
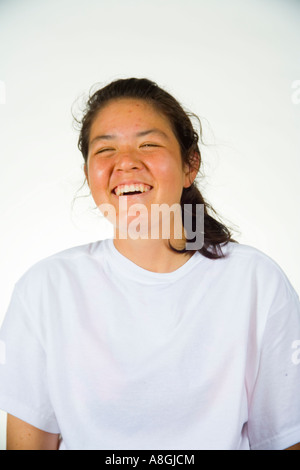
[89,98,174,137]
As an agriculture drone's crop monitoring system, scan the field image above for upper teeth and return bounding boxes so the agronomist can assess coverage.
[114,183,152,196]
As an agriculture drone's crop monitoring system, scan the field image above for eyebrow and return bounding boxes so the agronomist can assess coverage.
[90,128,169,145]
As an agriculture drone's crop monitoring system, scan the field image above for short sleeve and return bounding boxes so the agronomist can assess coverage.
[247,289,300,450]
[0,286,60,434]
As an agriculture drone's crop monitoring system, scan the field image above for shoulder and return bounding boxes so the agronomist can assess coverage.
[222,241,292,277]
[222,240,280,264]
[221,241,299,310]
[14,240,106,294]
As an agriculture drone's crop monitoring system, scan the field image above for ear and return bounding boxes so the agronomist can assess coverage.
[84,163,89,186]
[183,151,200,188]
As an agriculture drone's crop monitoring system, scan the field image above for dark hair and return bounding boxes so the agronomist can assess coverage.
[75,77,238,259]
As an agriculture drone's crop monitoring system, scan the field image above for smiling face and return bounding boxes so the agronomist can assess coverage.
[85,98,195,237]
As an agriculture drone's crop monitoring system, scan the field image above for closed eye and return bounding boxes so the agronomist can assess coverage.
[94,144,160,155]
[140,143,160,148]
[95,148,115,154]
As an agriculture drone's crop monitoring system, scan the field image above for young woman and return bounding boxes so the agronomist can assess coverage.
[0,78,300,450]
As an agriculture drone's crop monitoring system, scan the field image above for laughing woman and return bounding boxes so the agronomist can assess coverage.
[0,78,300,450]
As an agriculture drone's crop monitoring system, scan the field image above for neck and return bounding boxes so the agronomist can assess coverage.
[112,236,193,273]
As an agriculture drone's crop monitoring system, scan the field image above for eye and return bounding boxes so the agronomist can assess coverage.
[140,143,160,148]
[95,147,114,155]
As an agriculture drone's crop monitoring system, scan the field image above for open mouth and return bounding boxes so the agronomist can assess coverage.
[113,183,153,197]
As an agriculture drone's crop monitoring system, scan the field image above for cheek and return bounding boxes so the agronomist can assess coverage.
[87,171,112,207]
[155,159,185,190]
[88,162,108,189]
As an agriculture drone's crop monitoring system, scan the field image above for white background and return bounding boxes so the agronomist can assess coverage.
[0,0,299,449]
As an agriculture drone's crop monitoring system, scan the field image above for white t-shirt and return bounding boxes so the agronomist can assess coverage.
[0,238,300,450]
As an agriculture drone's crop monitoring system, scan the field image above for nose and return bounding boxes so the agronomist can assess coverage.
[115,149,143,172]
